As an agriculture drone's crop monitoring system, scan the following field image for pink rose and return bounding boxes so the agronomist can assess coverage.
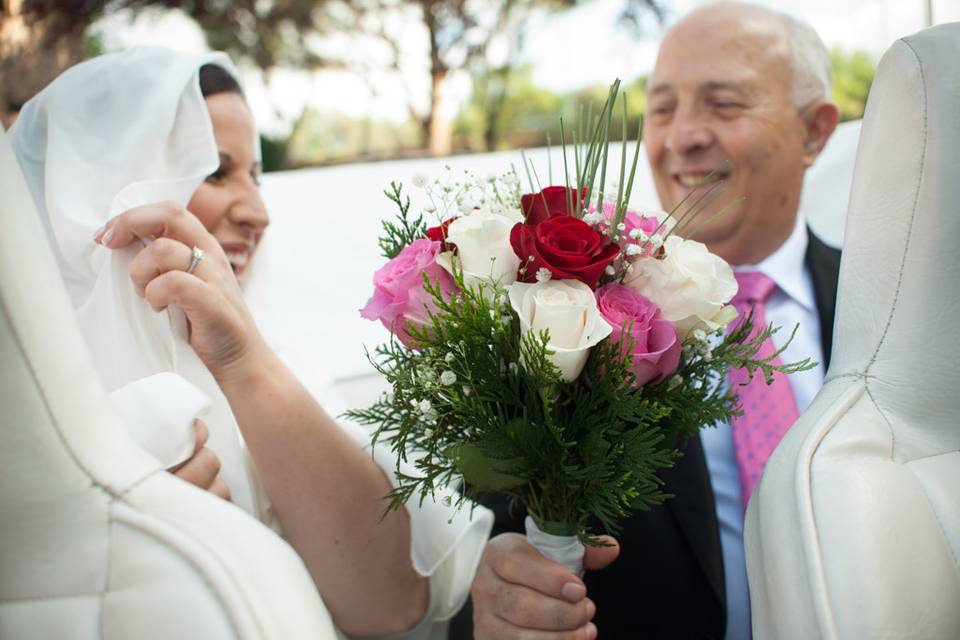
[360,239,457,348]
[595,283,681,386]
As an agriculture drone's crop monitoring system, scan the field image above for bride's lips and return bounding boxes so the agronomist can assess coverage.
[220,242,254,273]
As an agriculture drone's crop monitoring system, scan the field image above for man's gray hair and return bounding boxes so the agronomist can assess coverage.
[783,13,833,107]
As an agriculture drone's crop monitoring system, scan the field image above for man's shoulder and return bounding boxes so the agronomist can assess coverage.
[807,229,842,266]
[805,229,842,299]
[805,228,842,365]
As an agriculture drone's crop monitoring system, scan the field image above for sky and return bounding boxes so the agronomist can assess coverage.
[93,0,960,135]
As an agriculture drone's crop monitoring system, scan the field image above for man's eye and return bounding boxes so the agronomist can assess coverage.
[251,170,262,187]
[206,166,227,183]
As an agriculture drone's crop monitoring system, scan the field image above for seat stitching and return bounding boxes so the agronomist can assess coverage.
[864,385,897,464]
[865,38,927,384]
[861,39,926,463]
[822,371,870,384]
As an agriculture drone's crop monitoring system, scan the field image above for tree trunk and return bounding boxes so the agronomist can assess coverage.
[421,2,451,157]
[426,67,451,156]
[1,3,86,129]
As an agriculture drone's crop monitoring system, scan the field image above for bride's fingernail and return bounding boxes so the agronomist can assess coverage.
[101,227,114,247]
[93,225,104,241]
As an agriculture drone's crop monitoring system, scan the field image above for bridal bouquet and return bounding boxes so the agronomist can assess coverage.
[350,83,811,571]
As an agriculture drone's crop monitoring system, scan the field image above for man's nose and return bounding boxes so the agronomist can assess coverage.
[665,107,715,155]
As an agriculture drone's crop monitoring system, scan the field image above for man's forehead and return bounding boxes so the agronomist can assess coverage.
[649,22,788,94]
[648,65,763,97]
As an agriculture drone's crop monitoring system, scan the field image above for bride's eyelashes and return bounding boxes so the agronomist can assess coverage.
[206,150,233,185]
[206,165,227,183]
[205,154,261,187]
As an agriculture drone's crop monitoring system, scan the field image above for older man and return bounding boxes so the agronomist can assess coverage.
[466,3,841,638]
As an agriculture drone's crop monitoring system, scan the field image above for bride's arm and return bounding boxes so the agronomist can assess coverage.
[97,202,428,635]
[217,343,429,635]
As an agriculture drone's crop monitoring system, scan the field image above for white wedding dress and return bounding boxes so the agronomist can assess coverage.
[9,46,491,639]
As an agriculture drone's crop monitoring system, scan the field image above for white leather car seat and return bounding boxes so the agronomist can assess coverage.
[0,127,337,638]
[744,23,960,640]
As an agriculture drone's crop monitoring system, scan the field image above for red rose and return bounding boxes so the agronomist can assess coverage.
[426,217,458,251]
[521,186,587,226]
[511,216,620,287]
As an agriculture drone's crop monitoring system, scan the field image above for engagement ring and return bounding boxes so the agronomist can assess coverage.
[186,246,205,275]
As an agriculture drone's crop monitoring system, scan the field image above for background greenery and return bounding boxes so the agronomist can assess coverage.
[4,2,874,172]
[284,48,873,171]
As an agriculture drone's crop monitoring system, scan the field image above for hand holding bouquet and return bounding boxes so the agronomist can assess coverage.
[351,82,812,572]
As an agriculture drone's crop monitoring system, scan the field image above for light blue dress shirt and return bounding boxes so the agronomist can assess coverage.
[700,217,827,640]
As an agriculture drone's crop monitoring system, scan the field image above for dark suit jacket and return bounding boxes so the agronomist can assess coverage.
[450,232,841,639]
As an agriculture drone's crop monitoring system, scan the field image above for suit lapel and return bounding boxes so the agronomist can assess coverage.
[664,435,726,608]
[805,230,843,367]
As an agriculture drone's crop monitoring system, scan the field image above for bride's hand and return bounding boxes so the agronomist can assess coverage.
[169,419,231,501]
[95,201,270,383]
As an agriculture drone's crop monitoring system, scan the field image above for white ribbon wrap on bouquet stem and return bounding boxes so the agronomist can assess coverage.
[524,515,585,575]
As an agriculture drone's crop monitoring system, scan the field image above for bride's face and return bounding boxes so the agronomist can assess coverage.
[187,91,268,282]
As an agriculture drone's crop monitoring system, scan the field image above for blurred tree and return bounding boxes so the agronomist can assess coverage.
[618,0,664,35]
[455,64,562,151]
[1,0,87,127]
[831,47,875,121]
[3,0,345,127]
[259,134,289,173]
[455,0,660,152]
[331,0,579,157]
[21,0,345,68]
[6,0,663,154]
[285,107,422,165]
[455,71,647,152]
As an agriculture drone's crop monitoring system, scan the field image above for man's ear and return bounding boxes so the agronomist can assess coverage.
[800,100,840,167]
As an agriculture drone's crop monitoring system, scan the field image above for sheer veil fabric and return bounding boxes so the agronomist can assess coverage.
[10,48,491,636]
[11,48,260,513]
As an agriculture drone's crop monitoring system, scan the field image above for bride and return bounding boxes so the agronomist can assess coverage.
[9,46,491,638]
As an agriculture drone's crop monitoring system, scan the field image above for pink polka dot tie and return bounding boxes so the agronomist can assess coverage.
[728,271,800,509]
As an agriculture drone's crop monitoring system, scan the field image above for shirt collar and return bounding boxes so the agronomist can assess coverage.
[733,215,814,311]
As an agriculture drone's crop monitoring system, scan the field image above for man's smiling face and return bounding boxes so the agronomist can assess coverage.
[644,5,812,265]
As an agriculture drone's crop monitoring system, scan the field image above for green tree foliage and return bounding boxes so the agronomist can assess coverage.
[831,48,876,122]
[455,65,564,152]
[24,0,345,70]
[454,72,647,152]
[15,0,664,159]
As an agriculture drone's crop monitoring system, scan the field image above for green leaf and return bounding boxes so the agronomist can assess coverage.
[446,442,527,492]
[378,182,426,259]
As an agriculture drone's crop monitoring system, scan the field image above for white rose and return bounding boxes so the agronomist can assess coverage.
[626,235,738,339]
[508,279,613,382]
[436,207,523,287]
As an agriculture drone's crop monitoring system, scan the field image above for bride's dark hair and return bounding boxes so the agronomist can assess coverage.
[198,64,244,98]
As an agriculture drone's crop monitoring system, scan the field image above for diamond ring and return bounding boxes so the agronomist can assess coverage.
[186,246,205,275]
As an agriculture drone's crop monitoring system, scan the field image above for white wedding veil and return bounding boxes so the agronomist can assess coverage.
[10,47,491,631]
[10,47,262,515]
